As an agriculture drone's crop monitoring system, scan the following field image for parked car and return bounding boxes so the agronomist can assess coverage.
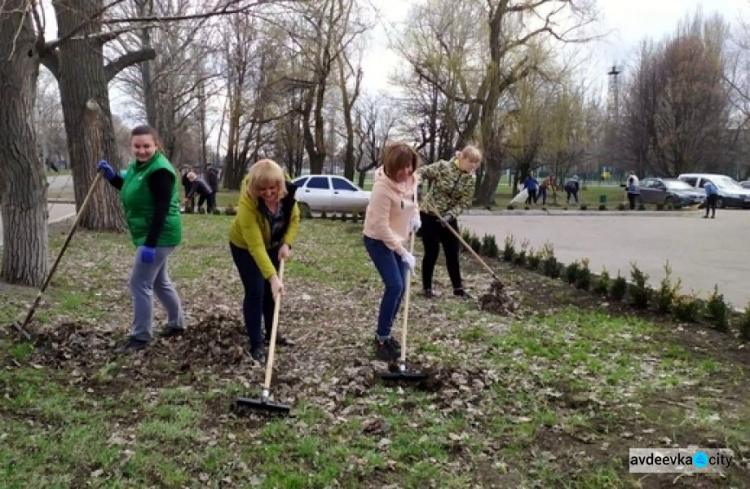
[677,173,750,208]
[739,181,750,189]
[639,178,706,206]
[292,175,371,213]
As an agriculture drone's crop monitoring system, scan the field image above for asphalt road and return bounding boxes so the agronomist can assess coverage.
[460,209,749,308]
[0,203,76,247]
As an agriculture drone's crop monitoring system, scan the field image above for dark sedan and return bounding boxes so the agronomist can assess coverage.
[639,178,706,206]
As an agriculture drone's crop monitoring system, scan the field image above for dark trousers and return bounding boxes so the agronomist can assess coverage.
[207,192,217,212]
[364,236,408,339]
[565,189,578,203]
[539,187,548,204]
[627,193,638,210]
[705,194,717,217]
[419,212,462,291]
[230,242,280,348]
[526,189,538,204]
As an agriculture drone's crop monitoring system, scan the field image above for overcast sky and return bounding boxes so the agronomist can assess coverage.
[361,0,750,94]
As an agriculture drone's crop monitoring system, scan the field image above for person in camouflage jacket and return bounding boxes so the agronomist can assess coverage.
[417,145,482,298]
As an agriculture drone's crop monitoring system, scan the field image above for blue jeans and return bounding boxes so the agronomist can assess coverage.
[230,243,280,348]
[364,236,408,339]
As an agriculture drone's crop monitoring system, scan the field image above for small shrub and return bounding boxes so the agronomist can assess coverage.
[617,203,627,211]
[524,206,530,210]
[503,235,516,262]
[331,213,338,221]
[461,229,474,246]
[565,262,581,285]
[527,249,541,270]
[224,204,237,216]
[598,204,607,211]
[481,234,500,258]
[673,295,701,323]
[541,206,547,211]
[575,258,592,290]
[185,206,195,214]
[740,303,750,341]
[654,261,681,314]
[212,208,222,215]
[610,273,628,301]
[673,203,683,210]
[539,242,560,278]
[593,268,611,295]
[706,285,729,333]
[637,203,646,211]
[628,263,651,309]
[470,235,483,254]
[656,203,665,211]
[513,250,527,266]
[580,204,588,210]
[320,211,328,219]
[563,206,568,210]
[507,204,515,210]
[340,212,348,222]
[351,212,360,223]
[665,203,674,211]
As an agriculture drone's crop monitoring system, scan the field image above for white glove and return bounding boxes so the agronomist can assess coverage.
[409,214,421,233]
[401,251,416,273]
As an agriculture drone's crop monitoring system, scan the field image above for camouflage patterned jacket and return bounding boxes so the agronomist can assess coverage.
[417,159,476,220]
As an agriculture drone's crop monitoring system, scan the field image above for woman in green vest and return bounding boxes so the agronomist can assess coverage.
[97,125,184,354]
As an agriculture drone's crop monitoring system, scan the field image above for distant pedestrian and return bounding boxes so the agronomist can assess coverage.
[185,172,212,213]
[539,174,556,205]
[626,171,640,210]
[206,164,220,213]
[564,175,580,204]
[703,180,718,219]
[181,167,194,212]
[522,174,539,204]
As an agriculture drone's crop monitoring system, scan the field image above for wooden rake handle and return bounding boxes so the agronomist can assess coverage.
[399,232,416,363]
[263,259,285,391]
[422,199,500,283]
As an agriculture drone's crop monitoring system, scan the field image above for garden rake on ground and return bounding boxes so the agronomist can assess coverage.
[12,171,104,340]
[379,233,427,383]
[236,259,292,415]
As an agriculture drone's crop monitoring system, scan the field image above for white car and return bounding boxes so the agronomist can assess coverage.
[677,173,750,208]
[292,175,371,213]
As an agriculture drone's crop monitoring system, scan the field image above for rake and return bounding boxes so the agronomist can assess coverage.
[378,233,427,383]
[236,259,291,415]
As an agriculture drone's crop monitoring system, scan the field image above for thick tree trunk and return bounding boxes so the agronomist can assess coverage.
[0,1,48,286]
[54,0,126,231]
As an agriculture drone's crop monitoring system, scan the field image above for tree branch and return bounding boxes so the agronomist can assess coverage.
[105,48,156,82]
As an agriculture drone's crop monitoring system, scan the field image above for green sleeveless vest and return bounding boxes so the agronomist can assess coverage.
[120,151,182,247]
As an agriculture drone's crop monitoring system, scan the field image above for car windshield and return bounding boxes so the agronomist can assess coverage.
[713,176,742,190]
[664,181,693,190]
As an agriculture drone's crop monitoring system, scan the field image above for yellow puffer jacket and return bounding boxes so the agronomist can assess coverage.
[229,177,300,279]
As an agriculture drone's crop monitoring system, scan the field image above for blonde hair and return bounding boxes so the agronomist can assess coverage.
[186,171,196,181]
[246,159,288,201]
[456,145,482,163]
[382,142,420,180]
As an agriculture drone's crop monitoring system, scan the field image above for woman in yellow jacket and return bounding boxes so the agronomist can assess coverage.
[229,159,300,364]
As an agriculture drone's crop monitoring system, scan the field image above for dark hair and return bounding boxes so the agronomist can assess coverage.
[382,142,420,179]
[131,125,163,150]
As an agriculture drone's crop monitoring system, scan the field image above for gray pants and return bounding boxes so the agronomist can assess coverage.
[129,246,183,341]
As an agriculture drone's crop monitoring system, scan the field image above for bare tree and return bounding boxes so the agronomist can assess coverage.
[354,95,396,187]
[337,46,363,180]
[396,0,598,206]
[0,0,48,286]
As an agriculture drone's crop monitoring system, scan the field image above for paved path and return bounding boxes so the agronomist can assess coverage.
[0,203,76,247]
[460,210,749,308]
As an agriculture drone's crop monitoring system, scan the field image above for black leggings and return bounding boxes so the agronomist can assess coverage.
[419,212,462,291]
[705,194,717,216]
[627,193,638,210]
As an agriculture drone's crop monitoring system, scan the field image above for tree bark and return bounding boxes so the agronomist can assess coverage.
[51,0,155,231]
[0,0,48,286]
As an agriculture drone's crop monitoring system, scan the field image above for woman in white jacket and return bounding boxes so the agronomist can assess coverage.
[362,143,421,362]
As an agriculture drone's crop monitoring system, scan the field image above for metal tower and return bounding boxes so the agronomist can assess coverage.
[607,65,622,123]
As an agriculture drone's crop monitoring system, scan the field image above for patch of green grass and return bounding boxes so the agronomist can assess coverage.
[9,341,34,362]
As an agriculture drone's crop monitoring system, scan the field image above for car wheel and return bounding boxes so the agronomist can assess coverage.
[298,202,312,219]
[716,197,725,209]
